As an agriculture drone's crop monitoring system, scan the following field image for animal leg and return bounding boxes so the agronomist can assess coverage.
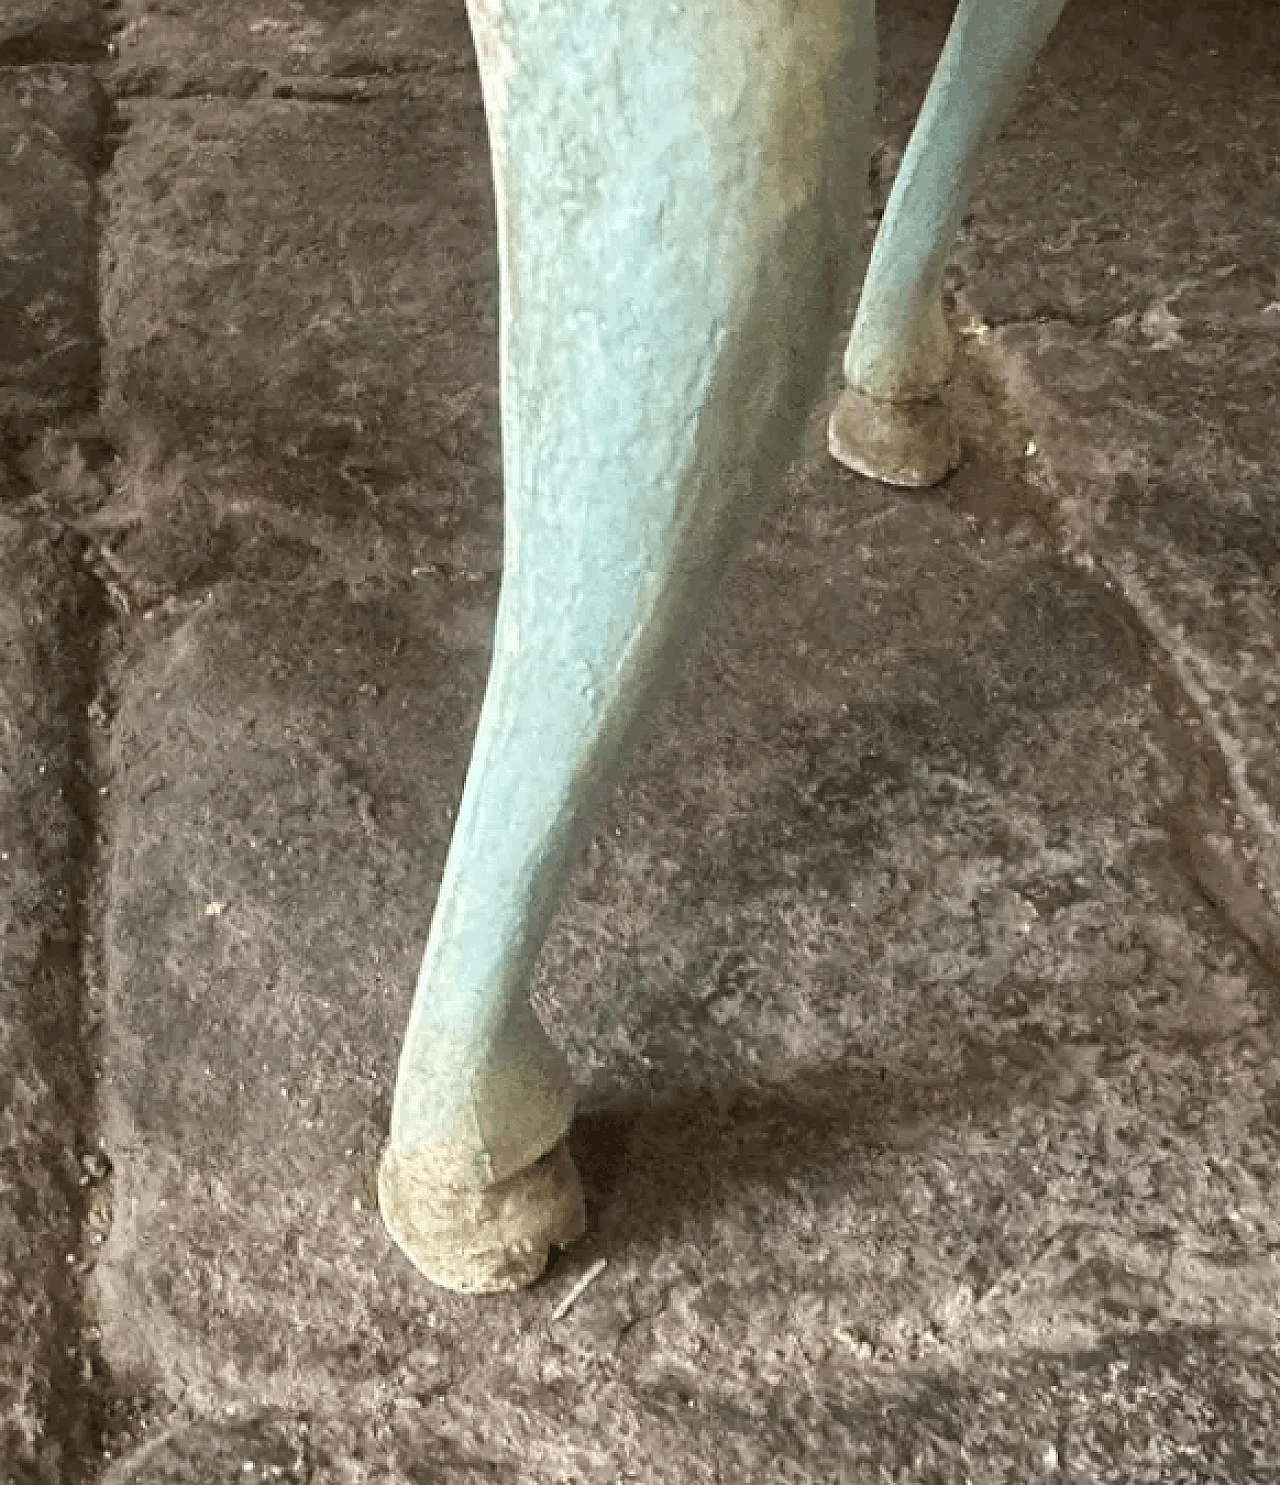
[380,0,875,1293]
[829,0,1068,486]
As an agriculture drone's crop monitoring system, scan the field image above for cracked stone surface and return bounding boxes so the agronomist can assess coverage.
[935,0,1280,973]
[0,0,1277,1479]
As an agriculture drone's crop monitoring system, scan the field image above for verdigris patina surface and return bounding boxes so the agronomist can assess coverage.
[381,0,1067,1292]
[831,0,1067,482]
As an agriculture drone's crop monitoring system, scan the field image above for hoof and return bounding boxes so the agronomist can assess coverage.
[378,1138,586,1295]
[828,385,960,488]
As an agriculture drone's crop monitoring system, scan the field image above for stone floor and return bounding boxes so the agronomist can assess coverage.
[1,0,1278,1480]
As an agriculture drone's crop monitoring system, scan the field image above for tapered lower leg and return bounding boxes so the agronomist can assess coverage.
[381,0,875,1291]
[830,0,1068,486]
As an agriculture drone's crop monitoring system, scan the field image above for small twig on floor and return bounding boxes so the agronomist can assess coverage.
[551,1258,608,1322]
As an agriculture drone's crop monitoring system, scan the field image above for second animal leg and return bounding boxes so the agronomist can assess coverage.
[830,0,1069,486]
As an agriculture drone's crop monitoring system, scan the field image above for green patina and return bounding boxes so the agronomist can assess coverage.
[391,0,871,1188]
[382,0,1069,1290]
[847,0,1069,402]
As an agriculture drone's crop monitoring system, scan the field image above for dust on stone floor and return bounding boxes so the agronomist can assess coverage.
[1,0,1278,1480]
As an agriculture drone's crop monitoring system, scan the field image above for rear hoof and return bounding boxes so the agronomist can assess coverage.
[828,385,960,488]
[378,1138,586,1295]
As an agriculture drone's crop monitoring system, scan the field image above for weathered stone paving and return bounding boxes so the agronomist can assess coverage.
[0,30,110,1483]
[103,0,474,101]
[0,0,99,65]
[942,1,1280,976]
[0,520,102,1484]
[0,0,1277,1478]
[0,65,104,443]
[96,88,498,606]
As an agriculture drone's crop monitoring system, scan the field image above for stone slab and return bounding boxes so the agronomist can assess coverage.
[0,516,100,1483]
[94,575,498,1411]
[104,0,473,101]
[99,94,500,606]
[95,438,1280,1475]
[917,0,1280,970]
[0,0,99,64]
[92,0,1280,1476]
[0,66,105,444]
